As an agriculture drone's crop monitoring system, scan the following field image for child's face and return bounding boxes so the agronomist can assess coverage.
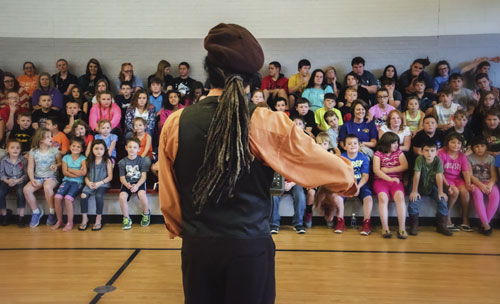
[345,91,357,103]
[93,144,105,158]
[3,76,14,90]
[138,93,148,108]
[299,66,310,77]
[449,78,463,90]
[383,83,395,92]
[484,94,496,108]
[98,122,111,137]
[194,88,202,99]
[39,75,50,88]
[293,118,305,129]
[66,102,80,116]
[17,116,31,130]
[477,77,491,91]
[99,94,112,108]
[74,125,86,137]
[275,101,286,112]
[344,137,359,154]
[326,69,336,80]
[422,146,437,161]
[71,88,80,99]
[251,92,264,105]
[7,92,19,106]
[70,141,83,155]
[486,114,500,130]
[439,93,452,106]
[447,138,462,153]
[389,113,401,129]
[407,99,420,112]
[415,82,425,93]
[45,120,56,133]
[134,121,145,134]
[268,64,279,77]
[121,85,132,97]
[7,142,21,157]
[437,64,449,77]
[126,141,140,156]
[323,98,335,110]
[150,83,162,94]
[42,133,52,146]
[296,103,309,116]
[346,75,358,87]
[97,82,107,93]
[169,93,179,106]
[472,144,487,157]
[163,66,171,75]
[390,141,399,152]
[326,115,338,129]
[423,117,437,133]
[313,72,323,86]
[316,139,329,151]
[39,96,52,109]
[377,91,389,106]
[453,115,468,129]
[178,65,189,77]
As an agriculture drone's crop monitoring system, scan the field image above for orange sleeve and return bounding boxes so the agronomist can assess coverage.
[158,109,184,238]
[249,107,358,196]
[61,135,69,154]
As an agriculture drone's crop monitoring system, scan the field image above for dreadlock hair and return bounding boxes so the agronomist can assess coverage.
[191,56,255,214]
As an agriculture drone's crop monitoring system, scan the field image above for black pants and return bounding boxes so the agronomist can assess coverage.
[181,236,276,304]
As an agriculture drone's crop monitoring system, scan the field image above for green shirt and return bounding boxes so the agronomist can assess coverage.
[414,155,443,196]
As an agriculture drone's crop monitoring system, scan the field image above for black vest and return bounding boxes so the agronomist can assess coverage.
[174,96,274,239]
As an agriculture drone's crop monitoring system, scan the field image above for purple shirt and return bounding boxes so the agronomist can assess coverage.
[31,88,64,110]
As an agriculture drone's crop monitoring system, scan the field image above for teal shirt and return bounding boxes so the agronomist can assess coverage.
[62,154,86,183]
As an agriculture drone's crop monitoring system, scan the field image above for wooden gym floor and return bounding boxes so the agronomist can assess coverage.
[0,224,499,304]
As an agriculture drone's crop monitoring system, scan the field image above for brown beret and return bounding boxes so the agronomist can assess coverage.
[204,23,264,75]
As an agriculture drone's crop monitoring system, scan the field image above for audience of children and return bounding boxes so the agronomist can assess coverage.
[0,55,498,239]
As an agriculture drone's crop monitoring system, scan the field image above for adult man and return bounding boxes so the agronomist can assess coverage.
[159,23,357,304]
[260,61,288,109]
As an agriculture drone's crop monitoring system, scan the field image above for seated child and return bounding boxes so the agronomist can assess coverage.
[445,109,473,154]
[31,93,63,130]
[291,98,316,138]
[52,137,87,231]
[381,78,402,110]
[403,96,424,137]
[412,115,446,156]
[270,179,307,234]
[63,100,88,135]
[94,119,118,163]
[324,111,340,153]
[409,141,452,236]
[133,117,152,169]
[274,97,289,116]
[118,137,150,230]
[368,88,395,130]
[341,134,373,235]
[9,112,34,154]
[70,120,93,156]
[315,93,343,131]
[46,116,69,155]
[339,87,357,121]
[433,88,461,131]
[0,140,28,226]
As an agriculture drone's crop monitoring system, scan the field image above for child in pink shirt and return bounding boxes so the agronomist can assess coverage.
[438,132,473,232]
[89,91,121,133]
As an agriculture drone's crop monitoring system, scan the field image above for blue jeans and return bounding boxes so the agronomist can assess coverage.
[270,185,306,227]
[408,186,449,216]
[0,181,26,209]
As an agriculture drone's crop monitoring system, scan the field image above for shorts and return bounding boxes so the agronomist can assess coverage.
[55,180,83,201]
[120,183,146,199]
[34,176,58,185]
[445,176,465,188]
[373,179,404,198]
[344,184,372,201]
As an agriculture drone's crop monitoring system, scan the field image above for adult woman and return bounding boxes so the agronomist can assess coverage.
[378,109,411,152]
[324,66,342,98]
[17,61,38,97]
[301,69,334,111]
[0,72,30,111]
[147,60,174,91]
[339,99,378,157]
[78,58,109,101]
[158,23,356,304]
[31,72,64,110]
[115,62,143,92]
[379,65,398,84]
[124,89,156,137]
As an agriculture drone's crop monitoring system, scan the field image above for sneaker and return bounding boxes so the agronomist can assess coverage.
[18,216,26,228]
[46,213,57,226]
[304,213,312,228]
[447,224,460,232]
[141,210,151,227]
[122,217,132,230]
[294,225,306,234]
[334,218,345,234]
[29,208,44,228]
[360,219,371,236]
[270,226,279,234]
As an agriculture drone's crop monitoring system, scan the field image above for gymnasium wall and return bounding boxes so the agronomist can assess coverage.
[0,0,499,87]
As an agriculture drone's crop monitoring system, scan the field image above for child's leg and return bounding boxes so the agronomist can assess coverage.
[23,182,42,211]
[80,193,90,227]
[151,162,159,176]
[487,185,500,223]
[52,194,64,229]
[43,179,58,210]
[377,192,390,232]
[393,191,407,232]
[445,185,459,225]
[137,190,149,214]
[63,196,74,231]
[16,183,26,217]
[0,182,10,215]
[119,192,130,218]
[334,194,344,219]
[363,196,373,220]
[472,185,489,228]
[457,184,470,226]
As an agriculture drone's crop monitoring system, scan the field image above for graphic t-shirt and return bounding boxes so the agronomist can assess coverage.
[468,154,494,182]
[342,152,369,183]
[118,156,148,184]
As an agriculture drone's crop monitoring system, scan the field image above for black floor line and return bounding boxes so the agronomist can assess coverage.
[89,249,141,304]
[1,247,500,256]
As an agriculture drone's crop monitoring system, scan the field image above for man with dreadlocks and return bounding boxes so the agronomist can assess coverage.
[158,23,357,304]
